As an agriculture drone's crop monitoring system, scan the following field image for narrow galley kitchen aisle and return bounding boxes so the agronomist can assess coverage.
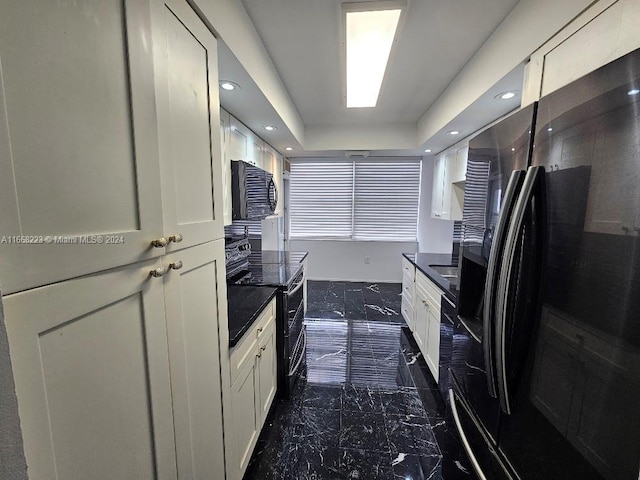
[243,281,474,480]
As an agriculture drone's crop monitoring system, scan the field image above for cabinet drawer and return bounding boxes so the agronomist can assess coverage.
[415,271,443,308]
[230,299,276,384]
[402,257,415,282]
[401,294,414,326]
[402,273,414,301]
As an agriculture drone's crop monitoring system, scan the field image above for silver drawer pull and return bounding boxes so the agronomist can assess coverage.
[151,237,168,248]
[169,261,183,271]
[169,233,183,243]
[150,266,168,278]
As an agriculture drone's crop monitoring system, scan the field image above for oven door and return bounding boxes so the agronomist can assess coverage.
[287,300,306,392]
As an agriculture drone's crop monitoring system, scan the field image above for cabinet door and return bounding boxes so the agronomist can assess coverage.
[257,314,277,426]
[163,239,226,479]
[440,152,455,220]
[425,306,441,382]
[0,0,164,294]
[251,137,265,170]
[3,259,177,480]
[228,115,250,163]
[220,109,233,226]
[431,155,445,218]
[230,356,260,480]
[414,291,429,351]
[152,0,224,251]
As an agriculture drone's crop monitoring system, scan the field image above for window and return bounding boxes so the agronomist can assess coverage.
[289,158,421,241]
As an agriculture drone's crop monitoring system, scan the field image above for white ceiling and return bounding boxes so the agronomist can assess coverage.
[217,0,526,156]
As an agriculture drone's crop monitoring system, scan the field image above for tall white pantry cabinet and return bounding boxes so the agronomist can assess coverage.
[0,0,229,479]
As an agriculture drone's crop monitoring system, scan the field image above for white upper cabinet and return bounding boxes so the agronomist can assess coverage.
[522,0,640,106]
[228,114,265,169]
[220,109,233,225]
[431,143,467,221]
[152,0,224,250]
[0,0,164,294]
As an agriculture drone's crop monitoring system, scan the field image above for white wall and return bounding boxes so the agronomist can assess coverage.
[418,156,455,253]
[289,239,417,283]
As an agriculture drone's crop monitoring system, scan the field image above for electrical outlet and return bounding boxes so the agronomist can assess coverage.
[364,256,370,264]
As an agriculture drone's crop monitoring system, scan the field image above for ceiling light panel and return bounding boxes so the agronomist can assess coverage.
[344,2,404,108]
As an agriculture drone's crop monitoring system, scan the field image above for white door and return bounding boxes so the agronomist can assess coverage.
[0,0,165,294]
[425,306,441,382]
[152,0,224,251]
[230,357,260,480]
[414,291,429,350]
[162,239,227,479]
[3,259,177,480]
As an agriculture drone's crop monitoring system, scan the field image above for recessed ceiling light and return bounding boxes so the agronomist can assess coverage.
[285,147,293,151]
[424,149,432,153]
[547,127,553,132]
[495,91,518,100]
[511,147,516,152]
[264,125,277,131]
[344,3,404,108]
[628,89,640,95]
[219,81,240,91]
[448,130,460,136]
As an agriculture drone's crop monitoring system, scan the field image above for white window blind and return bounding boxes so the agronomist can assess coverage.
[289,161,354,238]
[290,158,421,241]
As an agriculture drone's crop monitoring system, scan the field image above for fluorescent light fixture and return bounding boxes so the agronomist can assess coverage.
[448,130,460,136]
[264,125,277,131]
[219,81,240,91]
[285,147,293,151]
[344,2,404,108]
[628,89,640,95]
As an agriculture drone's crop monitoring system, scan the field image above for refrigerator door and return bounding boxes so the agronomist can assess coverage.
[497,48,640,480]
[453,105,536,444]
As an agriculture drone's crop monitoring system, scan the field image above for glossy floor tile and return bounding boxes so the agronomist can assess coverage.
[243,281,475,480]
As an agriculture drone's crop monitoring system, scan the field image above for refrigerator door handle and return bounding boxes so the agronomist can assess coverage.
[495,166,544,414]
[449,389,489,480]
[483,169,525,399]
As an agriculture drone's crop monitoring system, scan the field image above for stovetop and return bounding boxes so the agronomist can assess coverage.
[228,250,307,288]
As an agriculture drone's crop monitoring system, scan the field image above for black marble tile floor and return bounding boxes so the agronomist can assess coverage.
[243,281,475,480]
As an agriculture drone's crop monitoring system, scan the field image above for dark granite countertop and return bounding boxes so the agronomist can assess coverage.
[403,253,459,303]
[227,285,278,348]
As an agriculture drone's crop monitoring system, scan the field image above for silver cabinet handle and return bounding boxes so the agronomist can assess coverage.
[150,266,168,278]
[169,233,183,243]
[256,351,262,358]
[151,237,168,248]
[169,261,183,271]
[260,345,266,351]
[257,327,263,334]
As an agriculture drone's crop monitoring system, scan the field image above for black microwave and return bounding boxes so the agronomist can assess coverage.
[231,159,278,220]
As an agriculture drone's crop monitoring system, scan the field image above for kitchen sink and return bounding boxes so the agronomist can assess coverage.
[429,265,459,278]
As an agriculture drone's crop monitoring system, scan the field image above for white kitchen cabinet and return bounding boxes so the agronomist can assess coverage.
[522,0,640,106]
[431,144,467,221]
[152,0,224,250]
[0,0,164,294]
[220,109,233,226]
[264,143,284,214]
[3,259,178,480]
[415,270,444,382]
[228,298,277,480]
[401,257,416,331]
[228,114,265,169]
[162,240,226,480]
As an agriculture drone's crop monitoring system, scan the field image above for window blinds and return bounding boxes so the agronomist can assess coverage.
[290,159,421,241]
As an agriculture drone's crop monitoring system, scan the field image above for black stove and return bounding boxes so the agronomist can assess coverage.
[227,250,309,399]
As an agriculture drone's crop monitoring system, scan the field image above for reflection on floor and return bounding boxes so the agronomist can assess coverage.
[243,281,474,480]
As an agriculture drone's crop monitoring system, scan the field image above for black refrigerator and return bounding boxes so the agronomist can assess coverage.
[451,47,640,480]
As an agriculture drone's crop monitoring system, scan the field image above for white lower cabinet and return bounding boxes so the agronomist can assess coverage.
[228,298,277,480]
[3,259,179,480]
[414,270,444,383]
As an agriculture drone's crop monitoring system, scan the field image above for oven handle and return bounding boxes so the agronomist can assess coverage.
[287,272,305,296]
[288,327,307,376]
